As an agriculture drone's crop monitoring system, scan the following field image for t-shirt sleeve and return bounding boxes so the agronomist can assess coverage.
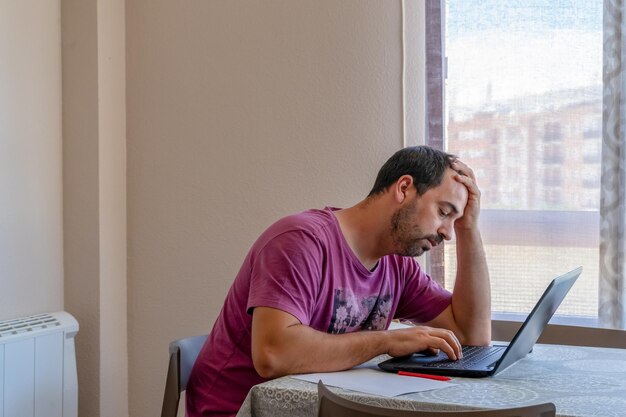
[246,230,323,326]
[394,258,452,323]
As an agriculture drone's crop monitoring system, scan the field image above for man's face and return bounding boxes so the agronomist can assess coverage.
[391,169,468,257]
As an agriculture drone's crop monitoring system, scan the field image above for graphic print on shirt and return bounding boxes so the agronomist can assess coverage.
[327,289,392,334]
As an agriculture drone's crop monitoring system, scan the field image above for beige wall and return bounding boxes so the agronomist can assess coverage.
[62,0,127,416]
[126,1,406,416]
[1,2,424,417]
[0,1,64,319]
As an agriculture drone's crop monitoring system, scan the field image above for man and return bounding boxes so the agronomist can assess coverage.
[186,146,491,416]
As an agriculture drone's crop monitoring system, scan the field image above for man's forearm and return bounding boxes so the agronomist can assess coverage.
[252,324,389,378]
[452,227,491,345]
[251,307,463,378]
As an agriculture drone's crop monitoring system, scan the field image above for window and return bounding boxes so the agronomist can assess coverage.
[430,0,603,323]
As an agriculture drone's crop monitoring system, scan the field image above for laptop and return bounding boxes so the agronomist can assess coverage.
[378,266,582,378]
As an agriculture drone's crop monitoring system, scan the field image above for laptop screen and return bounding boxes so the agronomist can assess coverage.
[495,266,581,373]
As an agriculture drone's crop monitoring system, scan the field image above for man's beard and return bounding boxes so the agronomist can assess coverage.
[390,200,442,257]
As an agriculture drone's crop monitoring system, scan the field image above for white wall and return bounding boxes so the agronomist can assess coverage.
[0,1,63,320]
[126,1,405,416]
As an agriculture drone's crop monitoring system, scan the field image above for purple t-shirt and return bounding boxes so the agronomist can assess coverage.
[185,207,451,416]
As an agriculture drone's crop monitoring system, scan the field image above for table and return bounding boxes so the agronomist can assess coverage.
[236,344,626,417]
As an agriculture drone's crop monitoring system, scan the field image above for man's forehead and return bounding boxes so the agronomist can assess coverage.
[434,170,468,203]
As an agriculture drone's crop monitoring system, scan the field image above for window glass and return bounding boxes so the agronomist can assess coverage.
[444,0,603,320]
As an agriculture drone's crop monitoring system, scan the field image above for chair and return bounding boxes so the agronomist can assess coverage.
[161,334,208,417]
[317,381,555,417]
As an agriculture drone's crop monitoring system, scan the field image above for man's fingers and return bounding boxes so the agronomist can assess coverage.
[454,174,481,209]
[415,347,440,356]
[451,159,476,181]
[416,329,462,360]
[387,326,463,360]
[451,160,479,195]
[454,174,480,197]
[429,329,463,360]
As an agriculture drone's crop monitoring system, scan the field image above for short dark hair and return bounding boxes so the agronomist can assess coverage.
[367,146,456,197]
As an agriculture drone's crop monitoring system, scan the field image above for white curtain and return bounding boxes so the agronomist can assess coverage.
[600,0,626,329]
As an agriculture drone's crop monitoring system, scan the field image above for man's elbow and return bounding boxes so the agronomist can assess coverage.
[465,335,491,347]
[252,346,287,379]
[461,328,491,346]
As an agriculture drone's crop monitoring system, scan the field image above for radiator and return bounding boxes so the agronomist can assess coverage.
[0,311,79,417]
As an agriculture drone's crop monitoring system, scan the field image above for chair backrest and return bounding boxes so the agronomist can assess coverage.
[317,381,555,417]
[161,334,208,417]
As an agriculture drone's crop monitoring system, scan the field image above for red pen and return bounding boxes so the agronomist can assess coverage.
[397,371,451,381]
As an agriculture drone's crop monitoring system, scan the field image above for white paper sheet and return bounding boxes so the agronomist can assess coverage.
[291,363,455,397]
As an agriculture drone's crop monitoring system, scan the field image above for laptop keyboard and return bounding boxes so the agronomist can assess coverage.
[426,346,505,368]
